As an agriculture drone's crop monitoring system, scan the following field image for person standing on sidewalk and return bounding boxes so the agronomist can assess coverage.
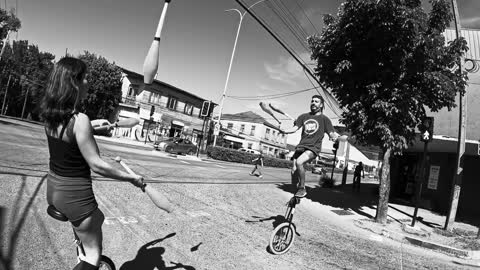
[40,57,144,270]
[250,151,264,178]
[280,95,339,197]
[352,162,365,192]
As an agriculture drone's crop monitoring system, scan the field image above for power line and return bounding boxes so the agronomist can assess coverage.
[227,86,316,100]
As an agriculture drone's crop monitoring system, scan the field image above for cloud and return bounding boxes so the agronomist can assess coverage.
[264,52,311,85]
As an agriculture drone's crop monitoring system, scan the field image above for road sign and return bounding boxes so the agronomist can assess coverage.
[213,122,220,136]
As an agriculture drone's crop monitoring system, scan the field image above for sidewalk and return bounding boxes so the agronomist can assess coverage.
[288,182,480,267]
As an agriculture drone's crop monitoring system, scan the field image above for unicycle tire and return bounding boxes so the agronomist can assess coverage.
[269,222,296,255]
[99,255,115,270]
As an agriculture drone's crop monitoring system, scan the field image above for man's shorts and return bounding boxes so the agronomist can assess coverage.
[291,147,318,160]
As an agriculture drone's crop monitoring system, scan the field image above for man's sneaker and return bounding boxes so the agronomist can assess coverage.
[258,175,263,178]
[249,173,254,176]
[295,188,307,198]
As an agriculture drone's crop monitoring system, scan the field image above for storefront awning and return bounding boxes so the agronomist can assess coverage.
[172,120,185,127]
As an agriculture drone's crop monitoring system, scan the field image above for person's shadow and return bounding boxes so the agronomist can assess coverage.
[120,233,196,270]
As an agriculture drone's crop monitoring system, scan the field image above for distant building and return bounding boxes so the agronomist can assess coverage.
[217,111,288,158]
[113,68,215,147]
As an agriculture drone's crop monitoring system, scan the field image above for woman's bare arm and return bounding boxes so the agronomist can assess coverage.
[74,113,142,186]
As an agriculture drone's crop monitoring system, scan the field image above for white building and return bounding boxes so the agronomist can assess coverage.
[218,111,288,158]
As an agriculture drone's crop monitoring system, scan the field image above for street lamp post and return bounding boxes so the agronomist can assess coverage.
[213,0,267,146]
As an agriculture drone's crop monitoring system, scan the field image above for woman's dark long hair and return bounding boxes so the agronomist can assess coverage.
[40,57,87,132]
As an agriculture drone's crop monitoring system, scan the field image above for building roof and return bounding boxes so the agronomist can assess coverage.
[121,68,217,105]
[221,111,281,131]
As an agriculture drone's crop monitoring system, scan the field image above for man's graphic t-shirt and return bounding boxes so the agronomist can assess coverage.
[294,113,334,155]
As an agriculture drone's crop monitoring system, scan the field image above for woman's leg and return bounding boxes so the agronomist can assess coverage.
[72,208,105,266]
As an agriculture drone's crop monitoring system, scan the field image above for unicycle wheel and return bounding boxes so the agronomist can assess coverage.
[99,255,115,270]
[269,222,296,255]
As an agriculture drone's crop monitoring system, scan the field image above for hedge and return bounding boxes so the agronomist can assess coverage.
[206,146,314,170]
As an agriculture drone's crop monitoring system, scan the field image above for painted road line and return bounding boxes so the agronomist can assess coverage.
[215,164,225,168]
[179,160,190,164]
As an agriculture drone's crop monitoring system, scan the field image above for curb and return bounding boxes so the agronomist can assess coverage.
[354,220,480,259]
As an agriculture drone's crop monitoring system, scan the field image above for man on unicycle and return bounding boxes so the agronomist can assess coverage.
[280,95,339,198]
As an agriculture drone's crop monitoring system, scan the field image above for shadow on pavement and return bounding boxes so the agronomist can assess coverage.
[120,232,196,270]
[0,174,47,270]
[277,183,380,220]
[245,215,287,229]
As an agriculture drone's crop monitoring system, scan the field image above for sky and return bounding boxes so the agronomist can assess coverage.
[5,0,480,144]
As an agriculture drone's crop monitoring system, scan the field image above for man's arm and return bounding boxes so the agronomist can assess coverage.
[280,125,301,134]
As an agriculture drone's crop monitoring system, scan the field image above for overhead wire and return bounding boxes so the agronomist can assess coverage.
[227,86,316,100]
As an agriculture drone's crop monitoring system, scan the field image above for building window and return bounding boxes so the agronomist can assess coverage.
[227,122,233,130]
[266,128,270,140]
[248,143,253,149]
[143,91,151,102]
[240,124,245,133]
[149,93,160,104]
[184,103,194,115]
[167,97,177,110]
[250,125,256,136]
[127,87,135,97]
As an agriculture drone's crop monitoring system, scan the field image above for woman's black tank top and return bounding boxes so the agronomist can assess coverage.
[46,115,91,178]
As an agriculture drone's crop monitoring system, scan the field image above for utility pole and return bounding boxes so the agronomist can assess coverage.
[20,87,28,119]
[445,0,466,231]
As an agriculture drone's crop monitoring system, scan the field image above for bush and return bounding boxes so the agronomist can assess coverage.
[206,146,315,170]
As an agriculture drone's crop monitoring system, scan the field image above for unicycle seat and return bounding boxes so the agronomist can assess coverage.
[47,205,68,222]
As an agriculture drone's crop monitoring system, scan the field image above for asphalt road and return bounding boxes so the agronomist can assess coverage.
[0,118,474,270]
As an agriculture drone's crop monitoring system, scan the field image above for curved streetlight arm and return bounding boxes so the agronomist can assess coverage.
[213,0,268,146]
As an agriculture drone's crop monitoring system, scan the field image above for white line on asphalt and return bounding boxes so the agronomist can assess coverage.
[215,164,225,168]
[179,160,190,164]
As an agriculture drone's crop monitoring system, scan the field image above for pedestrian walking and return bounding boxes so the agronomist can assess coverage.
[250,152,264,178]
[352,162,365,192]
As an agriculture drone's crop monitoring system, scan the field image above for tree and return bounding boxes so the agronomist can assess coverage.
[308,0,467,224]
[0,7,21,60]
[78,51,123,120]
[0,40,54,118]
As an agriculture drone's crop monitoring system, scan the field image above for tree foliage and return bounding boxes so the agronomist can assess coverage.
[77,51,123,120]
[307,0,468,223]
[0,8,21,38]
[308,0,467,154]
[0,40,54,119]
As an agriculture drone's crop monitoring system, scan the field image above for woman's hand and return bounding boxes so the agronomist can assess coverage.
[130,175,144,188]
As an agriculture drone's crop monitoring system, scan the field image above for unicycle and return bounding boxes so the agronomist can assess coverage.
[47,205,116,270]
[268,195,301,255]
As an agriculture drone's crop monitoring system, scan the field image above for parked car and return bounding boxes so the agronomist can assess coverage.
[312,165,327,176]
[238,148,260,155]
[154,137,197,155]
[90,119,112,137]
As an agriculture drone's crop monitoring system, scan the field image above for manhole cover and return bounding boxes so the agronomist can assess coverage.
[331,210,354,216]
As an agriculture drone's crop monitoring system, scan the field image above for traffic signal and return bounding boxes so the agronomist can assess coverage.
[150,105,155,117]
[419,117,434,142]
[201,101,211,117]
